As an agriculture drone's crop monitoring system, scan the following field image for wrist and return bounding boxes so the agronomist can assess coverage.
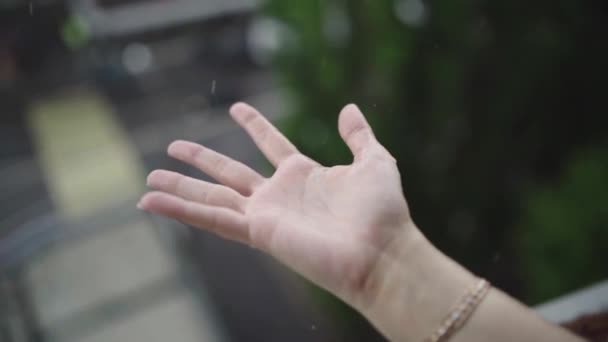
[354,223,430,310]
[355,223,477,341]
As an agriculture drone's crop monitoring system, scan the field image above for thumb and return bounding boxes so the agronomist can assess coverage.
[338,104,377,158]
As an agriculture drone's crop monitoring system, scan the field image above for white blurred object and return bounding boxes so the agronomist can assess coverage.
[122,43,153,75]
[536,280,608,323]
[247,17,293,66]
[394,0,427,27]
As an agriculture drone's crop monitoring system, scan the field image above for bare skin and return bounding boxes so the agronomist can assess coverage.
[138,103,582,341]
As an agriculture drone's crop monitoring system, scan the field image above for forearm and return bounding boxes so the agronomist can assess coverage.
[353,226,583,342]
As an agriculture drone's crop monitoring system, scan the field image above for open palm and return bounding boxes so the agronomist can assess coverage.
[139,103,413,305]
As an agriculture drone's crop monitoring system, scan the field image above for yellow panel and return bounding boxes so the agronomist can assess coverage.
[28,88,145,220]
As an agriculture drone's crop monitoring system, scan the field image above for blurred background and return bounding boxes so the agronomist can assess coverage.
[0,0,606,341]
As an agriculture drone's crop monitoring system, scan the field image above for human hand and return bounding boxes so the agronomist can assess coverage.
[138,104,586,342]
[138,103,416,307]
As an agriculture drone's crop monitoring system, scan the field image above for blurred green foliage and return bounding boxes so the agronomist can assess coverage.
[522,149,608,303]
[264,0,607,308]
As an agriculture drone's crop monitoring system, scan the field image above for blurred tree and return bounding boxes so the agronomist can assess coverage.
[522,149,608,303]
[263,0,607,311]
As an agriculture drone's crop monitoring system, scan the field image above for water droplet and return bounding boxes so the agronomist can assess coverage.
[311,324,317,330]
[29,2,33,15]
[211,80,216,95]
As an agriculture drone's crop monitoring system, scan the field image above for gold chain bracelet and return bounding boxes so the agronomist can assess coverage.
[425,278,491,342]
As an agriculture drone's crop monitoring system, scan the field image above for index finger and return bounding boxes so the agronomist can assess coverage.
[230,102,299,167]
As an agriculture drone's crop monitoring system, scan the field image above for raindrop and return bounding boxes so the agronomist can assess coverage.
[311,324,317,331]
[29,2,33,15]
[211,80,216,95]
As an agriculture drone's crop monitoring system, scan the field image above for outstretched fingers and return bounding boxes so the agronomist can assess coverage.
[230,102,300,167]
[147,169,246,212]
[138,191,250,244]
[167,140,264,196]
